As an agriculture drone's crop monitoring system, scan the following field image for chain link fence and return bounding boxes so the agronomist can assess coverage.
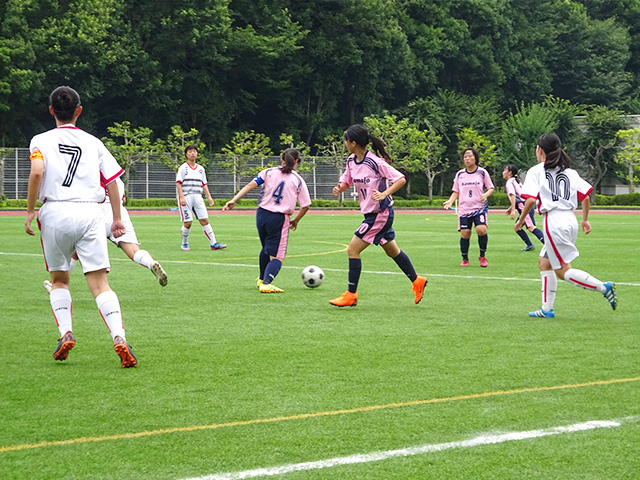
[1,149,352,201]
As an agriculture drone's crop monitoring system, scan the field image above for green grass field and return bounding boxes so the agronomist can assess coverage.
[0,210,638,479]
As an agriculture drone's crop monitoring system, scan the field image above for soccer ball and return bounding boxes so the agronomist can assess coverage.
[301,265,324,288]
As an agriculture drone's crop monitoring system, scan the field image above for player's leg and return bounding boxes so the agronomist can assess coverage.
[529,256,557,318]
[383,240,428,305]
[49,270,76,361]
[180,195,193,250]
[459,216,471,266]
[258,210,287,292]
[556,263,617,310]
[475,217,488,267]
[119,242,168,287]
[525,211,544,244]
[329,235,368,306]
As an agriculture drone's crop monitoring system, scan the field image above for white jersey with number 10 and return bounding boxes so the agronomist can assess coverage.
[521,163,592,214]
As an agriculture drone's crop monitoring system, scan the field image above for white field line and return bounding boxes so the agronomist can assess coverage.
[3,251,640,286]
[180,418,637,480]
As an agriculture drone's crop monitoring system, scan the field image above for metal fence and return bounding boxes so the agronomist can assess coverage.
[1,148,350,200]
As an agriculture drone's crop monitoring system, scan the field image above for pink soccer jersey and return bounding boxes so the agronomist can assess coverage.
[505,176,523,203]
[339,151,404,214]
[29,125,123,203]
[452,167,494,216]
[256,167,311,215]
[521,163,592,213]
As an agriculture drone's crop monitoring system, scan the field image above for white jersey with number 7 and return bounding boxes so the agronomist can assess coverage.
[29,124,123,203]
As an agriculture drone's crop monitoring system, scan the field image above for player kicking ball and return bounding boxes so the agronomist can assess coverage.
[44,177,167,293]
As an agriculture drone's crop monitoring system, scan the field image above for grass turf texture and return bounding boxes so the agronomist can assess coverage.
[0,211,638,479]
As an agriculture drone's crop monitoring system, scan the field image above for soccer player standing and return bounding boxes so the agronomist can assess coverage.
[223,148,311,293]
[176,145,226,251]
[329,124,427,307]
[503,164,544,251]
[25,86,137,367]
[443,148,495,267]
[515,132,617,318]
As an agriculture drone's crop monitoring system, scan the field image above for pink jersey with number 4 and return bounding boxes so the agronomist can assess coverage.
[452,167,494,217]
[339,151,404,214]
[256,167,311,215]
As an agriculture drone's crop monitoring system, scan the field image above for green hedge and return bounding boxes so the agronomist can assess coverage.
[2,193,640,209]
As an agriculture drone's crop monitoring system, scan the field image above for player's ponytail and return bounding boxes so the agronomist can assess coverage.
[505,164,520,182]
[538,132,570,171]
[280,148,301,174]
[344,124,391,162]
[49,86,81,122]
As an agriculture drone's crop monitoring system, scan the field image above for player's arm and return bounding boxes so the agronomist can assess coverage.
[332,181,349,196]
[176,181,187,206]
[203,184,214,206]
[506,193,516,217]
[106,180,125,238]
[371,176,406,201]
[223,180,258,211]
[514,197,536,231]
[443,191,459,210]
[580,195,591,234]
[25,151,44,235]
[290,205,310,231]
[480,187,494,202]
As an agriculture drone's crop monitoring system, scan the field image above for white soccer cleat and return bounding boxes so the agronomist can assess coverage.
[43,280,52,294]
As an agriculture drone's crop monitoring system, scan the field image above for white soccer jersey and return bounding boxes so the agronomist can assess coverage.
[176,162,207,195]
[521,163,593,213]
[29,125,123,203]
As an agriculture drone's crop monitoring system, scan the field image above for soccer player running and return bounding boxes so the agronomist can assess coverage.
[515,132,617,318]
[443,148,495,267]
[223,148,311,293]
[43,176,168,293]
[329,124,427,307]
[176,144,226,251]
[25,85,137,367]
[503,164,544,251]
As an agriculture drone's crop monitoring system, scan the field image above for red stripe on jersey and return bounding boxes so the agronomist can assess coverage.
[577,187,593,202]
[101,169,124,186]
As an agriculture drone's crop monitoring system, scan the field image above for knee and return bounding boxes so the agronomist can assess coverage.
[183,222,192,229]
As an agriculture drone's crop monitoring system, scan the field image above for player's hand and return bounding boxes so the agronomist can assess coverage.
[581,220,591,234]
[480,194,488,202]
[332,185,341,196]
[208,198,214,207]
[223,201,235,211]
[514,222,523,232]
[180,196,187,206]
[290,219,298,231]
[510,212,516,220]
[443,200,452,210]
[371,190,387,201]
[111,219,126,238]
[25,211,36,235]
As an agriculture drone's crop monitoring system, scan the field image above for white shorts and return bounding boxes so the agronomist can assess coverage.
[540,210,579,270]
[102,204,139,245]
[38,202,110,274]
[178,193,208,222]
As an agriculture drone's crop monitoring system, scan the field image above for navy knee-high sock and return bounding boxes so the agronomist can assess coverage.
[532,227,545,243]
[460,238,470,260]
[392,250,417,282]
[259,250,270,280]
[516,229,533,247]
[478,234,488,257]
[263,259,282,285]
[348,258,362,293]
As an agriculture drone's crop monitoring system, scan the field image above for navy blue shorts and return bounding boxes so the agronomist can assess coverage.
[458,211,488,230]
[256,207,290,258]
[354,207,396,246]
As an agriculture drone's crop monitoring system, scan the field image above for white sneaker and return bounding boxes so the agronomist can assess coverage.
[150,261,168,287]
[43,280,52,294]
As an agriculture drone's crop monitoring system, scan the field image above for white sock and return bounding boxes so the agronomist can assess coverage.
[69,258,77,273]
[133,249,153,269]
[50,288,73,336]
[95,290,125,341]
[181,226,190,245]
[565,268,605,293]
[541,270,557,311]
[202,224,217,245]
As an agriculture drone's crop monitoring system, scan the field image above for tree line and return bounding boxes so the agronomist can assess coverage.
[1,0,639,195]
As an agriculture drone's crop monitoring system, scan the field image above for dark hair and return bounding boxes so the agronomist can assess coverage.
[184,144,198,157]
[280,148,301,174]
[344,124,391,162]
[462,147,480,167]
[49,86,81,122]
[538,132,570,171]
[505,164,520,182]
